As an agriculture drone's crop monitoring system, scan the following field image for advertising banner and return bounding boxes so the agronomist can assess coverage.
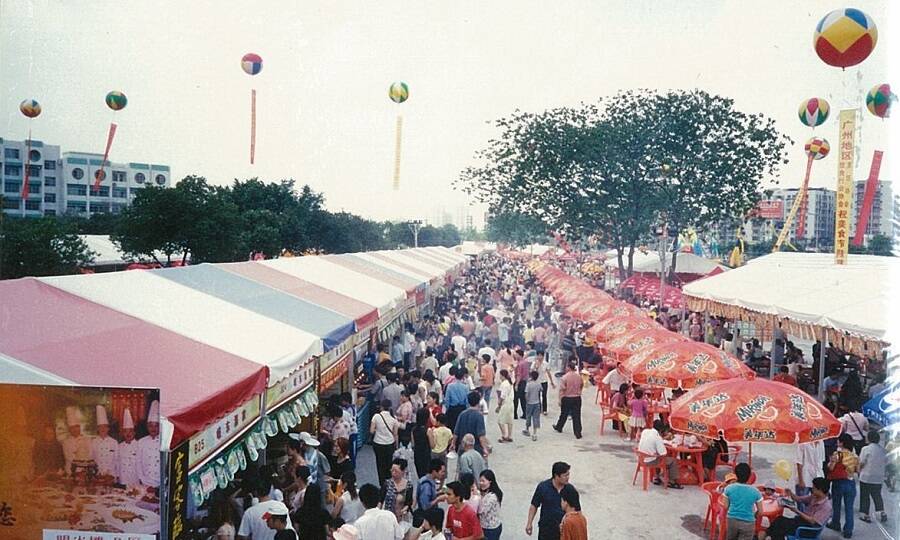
[167,442,189,540]
[0,384,161,537]
[834,109,856,264]
[755,200,784,219]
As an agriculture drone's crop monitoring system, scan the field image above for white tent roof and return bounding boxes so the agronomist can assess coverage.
[79,235,182,267]
[351,253,434,281]
[376,250,446,278]
[40,271,324,383]
[262,256,406,315]
[632,252,727,275]
[603,251,725,275]
[454,242,497,256]
[418,247,466,267]
[683,252,896,345]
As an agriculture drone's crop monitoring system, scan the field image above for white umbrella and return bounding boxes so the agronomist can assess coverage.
[487,309,509,319]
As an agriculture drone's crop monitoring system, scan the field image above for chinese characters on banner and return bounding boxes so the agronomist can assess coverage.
[167,442,190,540]
[43,531,154,540]
[834,110,856,264]
[188,395,260,469]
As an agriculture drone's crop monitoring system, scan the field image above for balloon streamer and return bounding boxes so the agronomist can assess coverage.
[20,131,32,199]
[94,123,118,192]
[250,89,257,165]
[392,115,403,190]
[852,150,884,246]
[793,156,815,240]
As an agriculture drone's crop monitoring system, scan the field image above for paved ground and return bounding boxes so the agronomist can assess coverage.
[358,382,897,539]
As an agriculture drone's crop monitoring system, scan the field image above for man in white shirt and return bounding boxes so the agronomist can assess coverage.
[420,348,440,376]
[137,400,161,489]
[451,331,467,359]
[477,339,497,366]
[355,483,403,539]
[238,477,295,540]
[61,406,91,475]
[795,440,825,497]
[117,408,140,486]
[91,405,118,478]
[602,362,629,391]
[637,420,681,489]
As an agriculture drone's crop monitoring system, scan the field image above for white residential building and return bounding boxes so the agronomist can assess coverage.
[770,187,836,249]
[1,138,62,216]
[60,152,171,217]
[2,138,171,218]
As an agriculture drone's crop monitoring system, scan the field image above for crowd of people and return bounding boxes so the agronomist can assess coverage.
[189,254,591,540]
[189,252,891,540]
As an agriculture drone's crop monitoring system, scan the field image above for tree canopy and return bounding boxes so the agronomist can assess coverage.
[0,205,95,279]
[458,89,791,277]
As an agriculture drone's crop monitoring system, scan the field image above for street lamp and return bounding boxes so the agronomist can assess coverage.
[407,220,423,248]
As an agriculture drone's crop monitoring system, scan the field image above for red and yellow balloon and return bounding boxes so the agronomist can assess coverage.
[814,8,877,69]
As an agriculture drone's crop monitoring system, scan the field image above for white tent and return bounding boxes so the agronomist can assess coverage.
[261,256,406,316]
[41,271,324,383]
[683,252,897,356]
[79,235,178,267]
[454,242,497,256]
[603,251,726,275]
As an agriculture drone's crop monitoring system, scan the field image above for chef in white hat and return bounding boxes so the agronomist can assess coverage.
[91,404,118,478]
[137,400,161,490]
[62,406,92,475]
[117,408,140,486]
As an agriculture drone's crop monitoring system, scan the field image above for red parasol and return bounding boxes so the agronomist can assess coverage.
[623,341,752,389]
[669,377,841,444]
[605,327,687,361]
[586,314,659,343]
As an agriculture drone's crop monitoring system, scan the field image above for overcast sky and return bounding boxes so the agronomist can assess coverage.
[1,1,897,226]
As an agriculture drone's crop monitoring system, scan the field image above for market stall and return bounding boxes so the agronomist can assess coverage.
[683,252,895,358]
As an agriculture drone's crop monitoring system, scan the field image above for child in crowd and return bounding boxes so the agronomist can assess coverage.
[628,388,649,441]
[523,371,542,441]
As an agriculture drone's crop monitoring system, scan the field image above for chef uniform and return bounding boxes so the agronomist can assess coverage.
[137,400,161,488]
[117,408,140,487]
[61,406,92,474]
[91,405,118,478]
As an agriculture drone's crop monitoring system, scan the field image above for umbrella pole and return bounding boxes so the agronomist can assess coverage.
[748,442,752,467]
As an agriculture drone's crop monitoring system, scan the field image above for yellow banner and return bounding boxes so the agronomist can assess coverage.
[834,110,856,264]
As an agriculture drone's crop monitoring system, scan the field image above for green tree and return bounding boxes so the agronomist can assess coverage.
[0,213,95,279]
[458,90,790,279]
[113,176,243,265]
[866,234,894,256]
[485,211,547,247]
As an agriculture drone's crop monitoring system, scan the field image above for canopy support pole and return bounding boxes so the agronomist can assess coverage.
[817,336,827,401]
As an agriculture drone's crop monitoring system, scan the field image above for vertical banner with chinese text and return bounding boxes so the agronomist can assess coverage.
[167,441,190,540]
[834,110,856,264]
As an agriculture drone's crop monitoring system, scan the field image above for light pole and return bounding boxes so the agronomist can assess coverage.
[408,220,422,248]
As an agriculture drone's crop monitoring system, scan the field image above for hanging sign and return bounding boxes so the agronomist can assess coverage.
[188,395,261,469]
[834,110,856,264]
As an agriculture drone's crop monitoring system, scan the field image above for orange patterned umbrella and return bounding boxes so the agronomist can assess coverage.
[669,377,841,444]
[605,327,687,360]
[586,315,659,342]
[623,341,752,389]
[566,294,615,320]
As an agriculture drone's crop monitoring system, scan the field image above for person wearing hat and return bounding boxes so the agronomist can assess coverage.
[117,408,140,486]
[91,405,118,478]
[238,477,295,540]
[137,400,161,490]
[290,432,330,504]
[62,406,92,475]
[263,500,296,540]
[332,524,359,540]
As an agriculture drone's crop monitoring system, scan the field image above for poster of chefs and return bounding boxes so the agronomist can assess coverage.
[0,383,161,535]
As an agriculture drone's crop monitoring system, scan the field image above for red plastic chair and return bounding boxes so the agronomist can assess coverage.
[632,448,669,491]
[599,404,623,437]
[701,481,723,532]
[710,497,728,540]
[714,444,742,479]
[595,381,611,404]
